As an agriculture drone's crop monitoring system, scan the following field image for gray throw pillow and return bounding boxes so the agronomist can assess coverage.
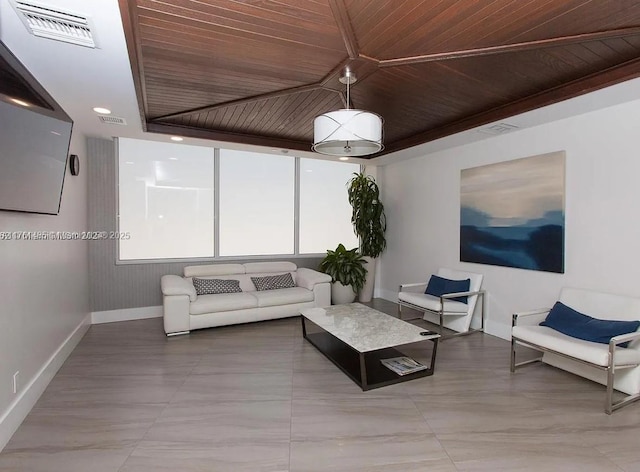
[192,278,242,295]
[251,273,295,291]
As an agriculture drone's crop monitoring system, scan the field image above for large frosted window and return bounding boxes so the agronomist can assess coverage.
[117,139,360,261]
[299,159,359,254]
[219,149,294,256]
[118,138,214,260]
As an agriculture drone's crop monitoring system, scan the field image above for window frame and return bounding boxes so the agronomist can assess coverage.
[115,139,361,264]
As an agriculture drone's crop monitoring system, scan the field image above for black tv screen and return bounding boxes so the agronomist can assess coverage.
[0,40,73,215]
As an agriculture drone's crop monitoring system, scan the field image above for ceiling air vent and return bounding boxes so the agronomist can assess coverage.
[98,115,127,125]
[11,0,97,48]
[478,122,520,135]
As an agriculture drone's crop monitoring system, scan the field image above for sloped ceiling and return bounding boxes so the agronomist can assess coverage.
[119,0,640,158]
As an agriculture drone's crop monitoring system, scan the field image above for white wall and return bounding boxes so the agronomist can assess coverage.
[0,132,90,449]
[378,98,640,339]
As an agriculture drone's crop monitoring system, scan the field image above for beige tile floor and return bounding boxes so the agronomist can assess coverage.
[1,299,640,471]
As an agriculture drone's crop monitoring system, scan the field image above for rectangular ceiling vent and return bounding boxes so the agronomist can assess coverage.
[11,0,97,48]
[477,122,520,135]
[98,115,127,125]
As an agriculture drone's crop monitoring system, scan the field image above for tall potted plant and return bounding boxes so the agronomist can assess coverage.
[347,172,386,302]
[319,244,367,304]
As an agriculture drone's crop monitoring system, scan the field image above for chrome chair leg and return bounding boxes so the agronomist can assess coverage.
[436,291,486,341]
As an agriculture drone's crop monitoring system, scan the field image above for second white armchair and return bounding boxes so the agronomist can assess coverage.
[398,268,485,338]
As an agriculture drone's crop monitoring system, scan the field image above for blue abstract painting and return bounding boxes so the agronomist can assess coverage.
[460,151,565,273]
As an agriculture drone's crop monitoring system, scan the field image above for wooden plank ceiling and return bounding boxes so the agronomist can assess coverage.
[119,0,640,157]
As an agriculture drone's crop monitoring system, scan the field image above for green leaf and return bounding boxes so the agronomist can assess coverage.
[347,172,386,258]
[318,243,368,290]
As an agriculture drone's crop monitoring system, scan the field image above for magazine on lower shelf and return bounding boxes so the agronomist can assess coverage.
[380,356,427,376]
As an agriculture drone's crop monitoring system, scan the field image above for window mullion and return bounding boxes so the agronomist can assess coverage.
[214,147,220,258]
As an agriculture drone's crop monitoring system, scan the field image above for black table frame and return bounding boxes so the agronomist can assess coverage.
[301,315,439,391]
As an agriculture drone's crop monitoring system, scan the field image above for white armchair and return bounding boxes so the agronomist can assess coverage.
[398,268,485,338]
[511,287,640,414]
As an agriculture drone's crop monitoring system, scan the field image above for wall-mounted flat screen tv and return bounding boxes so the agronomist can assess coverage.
[0,39,73,215]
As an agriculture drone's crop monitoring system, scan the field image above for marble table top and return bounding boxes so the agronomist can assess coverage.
[301,303,439,353]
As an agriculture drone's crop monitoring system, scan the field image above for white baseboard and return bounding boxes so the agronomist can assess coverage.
[0,313,91,452]
[91,306,163,324]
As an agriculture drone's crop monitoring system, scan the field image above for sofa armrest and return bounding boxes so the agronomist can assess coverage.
[399,282,428,294]
[161,275,197,302]
[296,268,331,291]
[512,308,551,327]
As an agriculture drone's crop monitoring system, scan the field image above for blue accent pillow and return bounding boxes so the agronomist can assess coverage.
[540,301,640,347]
[424,275,470,304]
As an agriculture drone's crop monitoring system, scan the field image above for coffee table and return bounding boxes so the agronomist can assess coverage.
[300,303,440,391]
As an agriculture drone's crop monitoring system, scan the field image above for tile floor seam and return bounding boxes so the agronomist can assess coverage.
[410,394,461,471]
[115,344,206,472]
[588,443,629,472]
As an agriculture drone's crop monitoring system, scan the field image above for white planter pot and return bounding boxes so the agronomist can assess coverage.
[358,256,376,302]
[331,281,356,305]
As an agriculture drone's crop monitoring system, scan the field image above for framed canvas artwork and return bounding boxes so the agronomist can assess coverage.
[460,151,565,273]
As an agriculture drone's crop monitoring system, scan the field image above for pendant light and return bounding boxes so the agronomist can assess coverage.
[312,69,383,157]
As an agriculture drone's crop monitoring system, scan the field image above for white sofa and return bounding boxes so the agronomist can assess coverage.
[161,261,331,336]
[511,287,640,414]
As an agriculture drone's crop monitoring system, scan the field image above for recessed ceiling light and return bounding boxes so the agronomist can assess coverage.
[125,161,134,165]
[169,157,178,161]
[11,98,31,107]
[170,136,184,142]
[93,107,111,114]
[339,157,350,161]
